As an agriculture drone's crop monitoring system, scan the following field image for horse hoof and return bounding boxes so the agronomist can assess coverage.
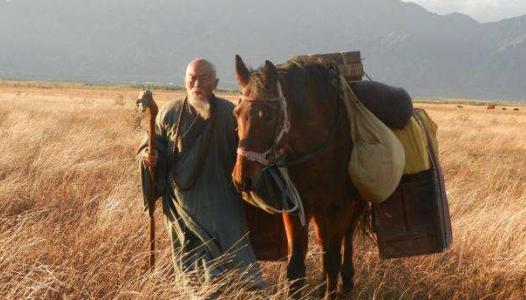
[338,283,354,299]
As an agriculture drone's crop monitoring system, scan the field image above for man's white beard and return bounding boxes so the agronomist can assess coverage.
[188,94,211,119]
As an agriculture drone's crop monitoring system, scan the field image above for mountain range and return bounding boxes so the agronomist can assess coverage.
[1,0,525,100]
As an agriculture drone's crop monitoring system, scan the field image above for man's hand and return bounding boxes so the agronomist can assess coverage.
[142,149,158,168]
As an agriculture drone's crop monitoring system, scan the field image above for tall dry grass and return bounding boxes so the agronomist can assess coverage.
[0,84,524,299]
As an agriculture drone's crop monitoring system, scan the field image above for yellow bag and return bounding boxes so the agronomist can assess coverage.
[391,109,438,175]
[414,108,438,153]
[341,77,405,203]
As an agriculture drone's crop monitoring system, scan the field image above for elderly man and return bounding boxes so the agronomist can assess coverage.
[138,59,264,288]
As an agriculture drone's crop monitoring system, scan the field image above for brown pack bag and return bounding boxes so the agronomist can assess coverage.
[373,109,453,259]
[245,203,288,261]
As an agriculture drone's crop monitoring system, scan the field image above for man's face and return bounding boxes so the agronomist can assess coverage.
[185,61,219,103]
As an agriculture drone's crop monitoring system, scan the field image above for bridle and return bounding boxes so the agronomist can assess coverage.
[233,70,340,227]
[235,81,306,225]
[236,81,290,166]
[235,79,341,169]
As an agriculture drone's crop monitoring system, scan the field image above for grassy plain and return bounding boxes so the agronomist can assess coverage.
[0,82,524,299]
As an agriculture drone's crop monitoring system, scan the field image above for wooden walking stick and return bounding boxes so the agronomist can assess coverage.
[136,90,159,270]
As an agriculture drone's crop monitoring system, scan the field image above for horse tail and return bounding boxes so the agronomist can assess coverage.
[355,197,375,240]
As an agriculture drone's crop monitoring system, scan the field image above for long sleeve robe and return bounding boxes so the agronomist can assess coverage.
[137,96,265,288]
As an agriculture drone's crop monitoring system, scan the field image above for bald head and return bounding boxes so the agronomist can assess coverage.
[184,59,219,98]
[186,58,217,80]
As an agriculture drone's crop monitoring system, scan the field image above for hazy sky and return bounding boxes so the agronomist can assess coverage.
[402,0,526,22]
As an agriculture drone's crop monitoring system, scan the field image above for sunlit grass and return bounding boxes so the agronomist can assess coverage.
[0,84,525,299]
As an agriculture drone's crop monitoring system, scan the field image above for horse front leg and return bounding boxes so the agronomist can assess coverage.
[282,213,309,299]
[313,215,344,300]
[324,233,343,300]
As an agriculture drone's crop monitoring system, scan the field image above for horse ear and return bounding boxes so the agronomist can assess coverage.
[235,55,250,88]
[263,60,278,85]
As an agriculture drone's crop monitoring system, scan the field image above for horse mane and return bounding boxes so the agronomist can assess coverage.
[276,59,375,238]
[277,58,342,115]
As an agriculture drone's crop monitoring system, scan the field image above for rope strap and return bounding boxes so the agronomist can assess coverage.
[248,166,306,226]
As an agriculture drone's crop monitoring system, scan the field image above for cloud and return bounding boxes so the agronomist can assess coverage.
[402,0,526,22]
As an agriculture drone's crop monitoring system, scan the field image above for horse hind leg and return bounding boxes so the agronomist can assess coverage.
[340,199,366,296]
[324,236,344,300]
[282,213,309,299]
[340,228,355,296]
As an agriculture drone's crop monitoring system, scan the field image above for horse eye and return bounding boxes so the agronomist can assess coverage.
[258,110,273,121]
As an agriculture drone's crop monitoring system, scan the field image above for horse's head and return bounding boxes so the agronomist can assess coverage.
[232,55,289,192]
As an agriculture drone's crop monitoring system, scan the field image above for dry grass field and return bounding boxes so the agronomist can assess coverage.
[0,82,525,299]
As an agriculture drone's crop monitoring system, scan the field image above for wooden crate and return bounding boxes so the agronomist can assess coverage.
[295,51,364,81]
[373,112,453,259]
[373,169,452,258]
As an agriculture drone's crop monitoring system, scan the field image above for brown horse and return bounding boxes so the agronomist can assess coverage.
[232,55,366,299]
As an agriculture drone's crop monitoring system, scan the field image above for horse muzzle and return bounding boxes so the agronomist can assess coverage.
[233,176,253,193]
[232,152,265,193]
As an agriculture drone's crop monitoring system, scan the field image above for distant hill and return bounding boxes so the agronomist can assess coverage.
[1,0,525,100]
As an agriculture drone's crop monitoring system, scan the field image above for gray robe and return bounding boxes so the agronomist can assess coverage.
[138,96,264,288]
